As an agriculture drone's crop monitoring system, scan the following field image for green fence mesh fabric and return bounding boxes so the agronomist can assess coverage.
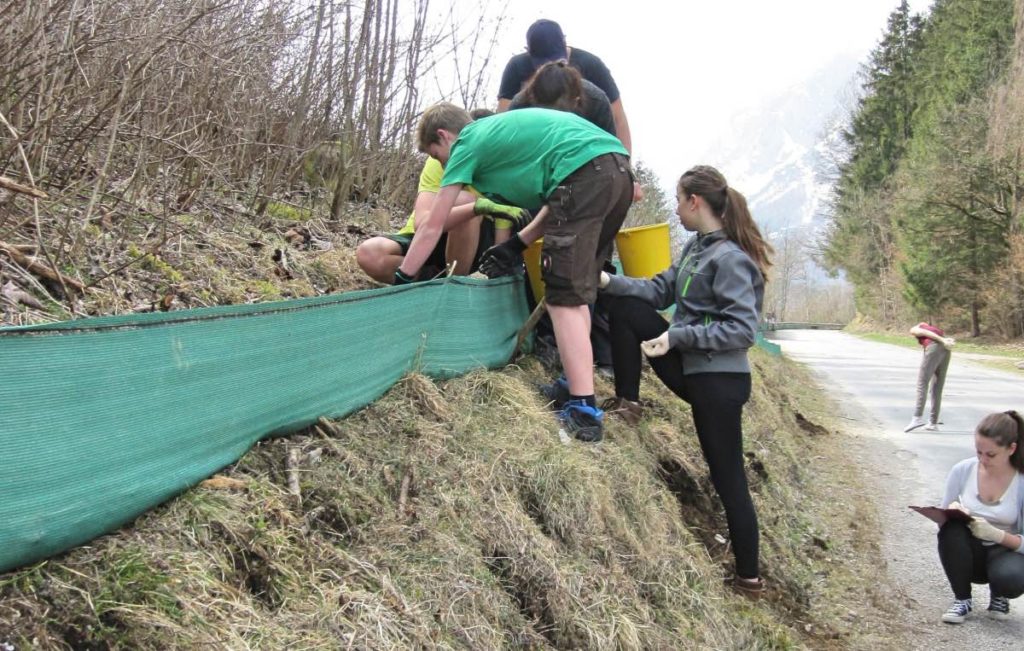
[0,276,527,573]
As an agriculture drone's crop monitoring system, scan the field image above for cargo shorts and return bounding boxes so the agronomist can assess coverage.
[541,152,634,306]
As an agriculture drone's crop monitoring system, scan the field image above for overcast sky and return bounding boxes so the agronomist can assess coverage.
[461,0,933,193]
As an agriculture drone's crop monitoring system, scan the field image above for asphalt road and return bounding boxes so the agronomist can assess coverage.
[771,329,1024,648]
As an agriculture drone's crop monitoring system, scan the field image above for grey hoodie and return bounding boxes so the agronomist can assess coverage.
[603,229,764,375]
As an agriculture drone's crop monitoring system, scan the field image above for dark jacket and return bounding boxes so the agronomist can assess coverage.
[603,229,763,374]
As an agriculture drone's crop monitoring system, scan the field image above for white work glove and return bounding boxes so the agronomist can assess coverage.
[969,517,1006,544]
[599,271,611,289]
[942,337,956,348]
[641,332,670,358]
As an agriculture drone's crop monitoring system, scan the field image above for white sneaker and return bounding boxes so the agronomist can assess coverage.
[942,598,973,624]
[925,422,939,431]
[904,416,926,432]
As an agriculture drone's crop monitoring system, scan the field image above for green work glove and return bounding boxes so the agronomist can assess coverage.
[474,197,532,231]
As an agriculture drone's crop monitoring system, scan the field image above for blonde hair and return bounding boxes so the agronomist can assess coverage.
[416,102,472,153]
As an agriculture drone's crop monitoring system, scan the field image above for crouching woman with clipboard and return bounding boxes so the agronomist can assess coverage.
[934,411,1024,623]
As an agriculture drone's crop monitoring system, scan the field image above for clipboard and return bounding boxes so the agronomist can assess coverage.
[908,505,972,525]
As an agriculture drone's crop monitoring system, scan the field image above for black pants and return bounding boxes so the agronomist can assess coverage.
[938,519,1024,600]
[607,295,760,578]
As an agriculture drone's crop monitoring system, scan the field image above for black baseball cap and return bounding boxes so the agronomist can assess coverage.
[526,19,567,68]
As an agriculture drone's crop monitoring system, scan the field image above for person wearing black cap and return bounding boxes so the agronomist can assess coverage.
[497,19,633,155]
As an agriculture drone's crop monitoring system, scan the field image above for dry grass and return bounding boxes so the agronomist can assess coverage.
[0,346,908,649]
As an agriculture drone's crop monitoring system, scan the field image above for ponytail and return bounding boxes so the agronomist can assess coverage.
[523,60,583,112]
[976,410,1024,472]
[1009,410,1024,473]
[678,166,773,279]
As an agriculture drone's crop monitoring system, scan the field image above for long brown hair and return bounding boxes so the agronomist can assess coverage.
[523,60,583,112]
[678,165,773,278]
[977,410,1024,472]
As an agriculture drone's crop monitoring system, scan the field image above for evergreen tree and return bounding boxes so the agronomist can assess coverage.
[824,1,923,320]
[824,0,1018,331]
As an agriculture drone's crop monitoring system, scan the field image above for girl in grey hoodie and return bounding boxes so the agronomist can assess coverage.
[599,165,773,597]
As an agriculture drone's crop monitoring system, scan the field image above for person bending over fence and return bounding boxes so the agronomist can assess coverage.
[396,102,634,444]
[356,109,527,284]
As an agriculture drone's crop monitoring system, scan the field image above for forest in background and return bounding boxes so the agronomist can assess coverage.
[0,0,674,328]
[824,0,1024,336]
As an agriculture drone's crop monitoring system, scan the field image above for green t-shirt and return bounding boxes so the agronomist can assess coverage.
[440,107,628,211]
[396,157,487,235]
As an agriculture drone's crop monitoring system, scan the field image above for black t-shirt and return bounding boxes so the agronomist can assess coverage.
[508,79,616,136]
[497,47,621,103]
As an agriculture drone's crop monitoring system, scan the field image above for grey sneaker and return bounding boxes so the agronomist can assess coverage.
[538,377,570,410]
[904,416,926,432]
[988,595,1010,620]
[558,400,604,443]
[942,598,973,624]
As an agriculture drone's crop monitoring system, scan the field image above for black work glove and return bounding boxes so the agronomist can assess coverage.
[393,268,417,285]
[479,234,527,278]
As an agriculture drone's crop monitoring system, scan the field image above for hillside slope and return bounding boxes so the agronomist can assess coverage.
[1,342,905,649]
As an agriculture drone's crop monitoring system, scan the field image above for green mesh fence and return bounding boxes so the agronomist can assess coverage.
[0,276,527,573]
[755,331,782,356]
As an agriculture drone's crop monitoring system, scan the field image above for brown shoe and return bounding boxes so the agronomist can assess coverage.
[600,396,643,426]
[731,575,766,600]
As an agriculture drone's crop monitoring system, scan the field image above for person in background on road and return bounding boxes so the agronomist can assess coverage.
[597,165,772,597]
[936,410,1024,624]
[904,322,955,432]
[356,109,528,284]
[397,101,634,444]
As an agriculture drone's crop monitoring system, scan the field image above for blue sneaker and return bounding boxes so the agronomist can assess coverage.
[538,376,571,410]
[558,400,604,443]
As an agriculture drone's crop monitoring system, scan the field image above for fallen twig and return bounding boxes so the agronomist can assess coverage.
[286,447,302,507]
[510,297,547,363]
[0,240,85,293]
[317,416,341,436]
[0,175,47,200]
[397,467,414,517]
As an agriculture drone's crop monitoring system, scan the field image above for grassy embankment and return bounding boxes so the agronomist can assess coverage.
[0,347,906,647]
[0,207,909,648]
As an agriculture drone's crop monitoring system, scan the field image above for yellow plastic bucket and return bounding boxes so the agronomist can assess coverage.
[615,222,671,278]
[523,237,544,301]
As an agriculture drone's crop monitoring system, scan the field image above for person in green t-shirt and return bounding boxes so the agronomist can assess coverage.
[356,111,528,284]
[397,102,634,444]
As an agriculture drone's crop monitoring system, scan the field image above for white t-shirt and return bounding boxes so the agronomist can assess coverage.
[942,457,1024,553]
[959,463,1020,533]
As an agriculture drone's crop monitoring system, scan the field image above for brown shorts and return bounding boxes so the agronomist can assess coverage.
[541,153,634,305]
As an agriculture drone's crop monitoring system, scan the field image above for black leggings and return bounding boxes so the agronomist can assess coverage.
[938,519,1024,600]
[607,295,760,578]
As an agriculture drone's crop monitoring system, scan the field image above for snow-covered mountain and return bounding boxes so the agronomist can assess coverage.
[702,55,860,235]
